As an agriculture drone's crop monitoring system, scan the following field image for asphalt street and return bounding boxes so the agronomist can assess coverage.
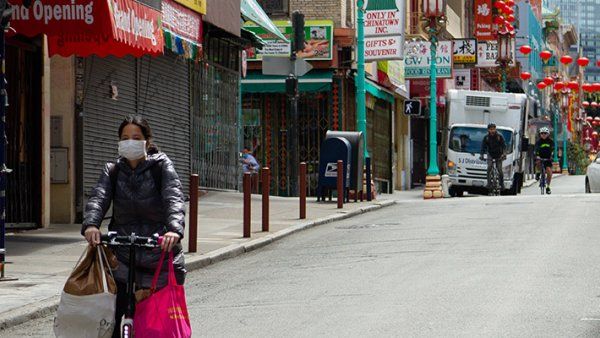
[3,175,600,337]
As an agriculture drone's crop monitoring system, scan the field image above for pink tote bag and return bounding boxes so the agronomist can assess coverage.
[134,251,192,338]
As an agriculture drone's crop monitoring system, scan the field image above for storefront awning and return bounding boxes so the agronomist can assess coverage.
[365,79,395,103]
[162,0,203,60]
[10,0,163,57]
[242,70,332,93]
[241,0,289,42]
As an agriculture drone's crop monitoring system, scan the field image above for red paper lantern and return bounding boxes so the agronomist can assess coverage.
[543,77,554,85]
[582,83,592,92]
[593,102,599,108]
[507,15,516,23]
[539,50,552,61]
[520,72,531,80]
[577,57,590,67]
[587,116,593,122]
[537,82,547,90]
[554,82,565,91]
[506,0,515,5]
[593,83,600,92]
[506,7,514,14]
[493,16,505,25]
[519,45,532,55]
[583,101,591,107]
[567,81,579,90]
[494,0,506,9]
[506,23,514,31]
[560,55,573,65]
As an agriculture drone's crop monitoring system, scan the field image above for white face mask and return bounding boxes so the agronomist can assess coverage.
[118,140,147,161]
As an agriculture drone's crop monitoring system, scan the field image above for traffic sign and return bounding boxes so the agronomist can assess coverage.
[404,100,421,116]
[262,56,313,77]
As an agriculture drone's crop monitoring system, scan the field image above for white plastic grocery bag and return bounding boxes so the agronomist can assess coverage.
[53,246,117,338]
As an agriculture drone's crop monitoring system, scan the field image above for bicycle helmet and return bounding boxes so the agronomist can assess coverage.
[539,127,550,134]
[487,123,496,129]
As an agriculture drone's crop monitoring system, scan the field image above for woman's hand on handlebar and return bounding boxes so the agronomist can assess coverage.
[84,226,101,247]
[161,232,181,252]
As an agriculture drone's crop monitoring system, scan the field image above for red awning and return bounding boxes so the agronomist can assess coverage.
[9,0,163,57]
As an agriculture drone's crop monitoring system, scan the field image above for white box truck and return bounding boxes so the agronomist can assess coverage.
[443,89,530,196]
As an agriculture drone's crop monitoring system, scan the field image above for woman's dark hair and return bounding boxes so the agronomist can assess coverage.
[118,115,159,153]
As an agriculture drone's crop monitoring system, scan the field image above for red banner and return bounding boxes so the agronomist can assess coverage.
[9,0,111,36]
[474,0,494,41]
[11,0,163,57]
[162,0,202,45]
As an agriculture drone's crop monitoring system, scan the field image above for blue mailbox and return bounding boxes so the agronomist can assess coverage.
[317,137,351,201]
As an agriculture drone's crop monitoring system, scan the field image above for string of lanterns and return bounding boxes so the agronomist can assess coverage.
[493,0,516,37]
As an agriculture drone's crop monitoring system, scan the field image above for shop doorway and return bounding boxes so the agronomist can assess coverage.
[5,39,42,228]
[411,116,427,187]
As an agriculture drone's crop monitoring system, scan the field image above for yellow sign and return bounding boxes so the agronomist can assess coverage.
[174,0,206,14]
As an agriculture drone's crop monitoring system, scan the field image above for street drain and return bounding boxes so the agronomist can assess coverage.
[336,222,400,230]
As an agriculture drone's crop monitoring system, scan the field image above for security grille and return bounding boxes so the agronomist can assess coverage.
[466,95,491,107]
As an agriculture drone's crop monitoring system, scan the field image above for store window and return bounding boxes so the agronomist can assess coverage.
[257,0,288,15]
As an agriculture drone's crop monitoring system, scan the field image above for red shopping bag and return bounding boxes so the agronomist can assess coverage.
[134,251,192,338]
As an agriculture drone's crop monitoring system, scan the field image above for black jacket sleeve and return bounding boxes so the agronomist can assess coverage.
[481,136,488,155]
[160,157,186,239]
[81,163,113,235]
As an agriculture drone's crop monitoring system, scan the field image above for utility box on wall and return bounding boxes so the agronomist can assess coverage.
[51,148,69,183]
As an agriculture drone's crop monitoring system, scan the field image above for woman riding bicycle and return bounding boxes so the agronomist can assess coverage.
[82,115,186,337]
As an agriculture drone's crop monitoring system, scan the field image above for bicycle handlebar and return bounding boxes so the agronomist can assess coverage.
[100,231,163,248]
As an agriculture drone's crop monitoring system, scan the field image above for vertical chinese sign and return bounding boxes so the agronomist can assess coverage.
[474,0,494,41]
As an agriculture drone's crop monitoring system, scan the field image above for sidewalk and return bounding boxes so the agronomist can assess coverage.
[0,189,420,330]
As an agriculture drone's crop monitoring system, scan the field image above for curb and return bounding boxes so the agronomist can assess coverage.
[0,199,397,331]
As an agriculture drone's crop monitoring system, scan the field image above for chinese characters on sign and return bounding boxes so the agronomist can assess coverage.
[404,41,453,79]
[453,39,477,64]
[474,0,494,41]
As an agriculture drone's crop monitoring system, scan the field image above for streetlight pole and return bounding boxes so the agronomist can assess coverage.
[421,0,446,200]
[356,0,368,159]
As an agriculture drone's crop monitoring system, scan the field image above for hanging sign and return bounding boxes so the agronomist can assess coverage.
[474,0,494,41]
[453,69,472,90]
[243,20,333,61]
[365,36,404,61]
[477,40,515,68]
[453,39,477,64]
[404,41,453,79]
[363,0,406,61]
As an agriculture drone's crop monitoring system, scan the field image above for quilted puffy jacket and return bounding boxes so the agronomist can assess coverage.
[82,151,186,288]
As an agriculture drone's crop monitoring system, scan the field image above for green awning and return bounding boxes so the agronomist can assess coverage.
[365,79,395,103]
[241,27,267,48]
[241,0,289,42]
[242,71,333,93]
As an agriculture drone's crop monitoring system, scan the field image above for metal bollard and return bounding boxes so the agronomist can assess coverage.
[262,167,270,232]
[299,162,307,219]
[188,174,199,253]
[337,160,343,209]
[243,173,251,238]
[366,157,372,201]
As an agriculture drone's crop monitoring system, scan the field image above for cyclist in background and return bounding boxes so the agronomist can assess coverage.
[535,127,554,194]
[480,123,506,194]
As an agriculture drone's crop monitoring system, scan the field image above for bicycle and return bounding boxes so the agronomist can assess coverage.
[100,232,163,338]
[482,155,502,196]
[537,157,552,195]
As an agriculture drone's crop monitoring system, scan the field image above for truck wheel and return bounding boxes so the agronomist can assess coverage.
[449,187,457,197]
